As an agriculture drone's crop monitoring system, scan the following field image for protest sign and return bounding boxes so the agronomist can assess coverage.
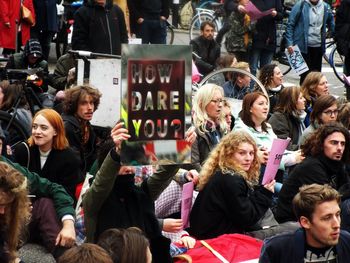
[262,138,291,185]
[128,59,185,141]
[181,181,194,229]
[285,45,309,75]
[121,44,192,164]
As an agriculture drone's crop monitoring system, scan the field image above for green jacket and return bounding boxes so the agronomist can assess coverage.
[51,53,76,91]
[83,149,179,242]
[0,156,75,219]
[225,11,255,53]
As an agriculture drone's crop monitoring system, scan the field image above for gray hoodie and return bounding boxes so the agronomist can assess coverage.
[307,0,325,47]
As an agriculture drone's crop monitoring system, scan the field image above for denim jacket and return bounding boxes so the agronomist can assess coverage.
[285,0,334,54]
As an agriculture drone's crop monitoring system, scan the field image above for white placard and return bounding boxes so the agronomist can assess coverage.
[284,45,309,75]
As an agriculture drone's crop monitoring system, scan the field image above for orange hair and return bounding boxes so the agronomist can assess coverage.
[28,109,69,150]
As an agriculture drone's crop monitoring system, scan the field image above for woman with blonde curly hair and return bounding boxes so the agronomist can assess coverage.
[191,83,228,166]
[0,162,29,263]
[189,131,276,240]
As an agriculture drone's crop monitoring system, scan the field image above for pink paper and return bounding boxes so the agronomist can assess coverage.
[181,181,194,229]
[262,138,291,185]
[245,1,273,21]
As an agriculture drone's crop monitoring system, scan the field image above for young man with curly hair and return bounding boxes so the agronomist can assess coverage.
[62,85,102,175]
[275,122,350,223]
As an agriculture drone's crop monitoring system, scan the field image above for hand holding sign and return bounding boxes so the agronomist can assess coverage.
[263,180,276,193]
[261,138,291,185]
[285,45,309,75]
[111,122,131,153]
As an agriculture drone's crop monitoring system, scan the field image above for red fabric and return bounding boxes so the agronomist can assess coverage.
[0,0,35,49]
[174,234,263,263]
[75,182,83,201]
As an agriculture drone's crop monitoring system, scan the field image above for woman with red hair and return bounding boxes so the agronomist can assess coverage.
[13,108,80,200]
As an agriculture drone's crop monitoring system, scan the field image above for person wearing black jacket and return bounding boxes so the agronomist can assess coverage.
[335,0,350,76]
[62,85,102,175]
[190,21,221,76]
[249,0,283,76]
[127,0,169,44]
[72,0,128,55]
[275,122,350,223]
[189,131,277,240]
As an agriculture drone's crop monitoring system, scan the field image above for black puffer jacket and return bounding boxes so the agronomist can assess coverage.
[127,0,170,33]
[251,0,283,51]
[72,0,128,55]
[335,0,350,57]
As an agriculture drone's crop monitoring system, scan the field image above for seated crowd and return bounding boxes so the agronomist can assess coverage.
[1,12,350,262]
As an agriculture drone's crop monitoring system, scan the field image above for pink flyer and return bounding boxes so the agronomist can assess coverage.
[262,138,291,185]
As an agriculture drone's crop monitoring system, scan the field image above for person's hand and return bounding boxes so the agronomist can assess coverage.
[179,235,196,249]
[67,67,76,83]
[4,22,10,28]
[6,145,12,156]
[271,10,277,17]
[263,179,275,193]
[185,126,196,145]
[55,90,66,102]
[163,218,183,233]
[55,219,76,247]
[111,122,131,153]
[160,16,167,20]
[294,149,305,164]
[287,46,294,55]
[258,147,269,165]
[137,17,144,24]
[186,169,199,185]
[238,4,247,13]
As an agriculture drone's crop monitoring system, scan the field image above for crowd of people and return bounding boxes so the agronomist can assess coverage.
[0,0,350,262]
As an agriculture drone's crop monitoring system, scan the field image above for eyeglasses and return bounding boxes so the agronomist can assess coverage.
[323,109,339,116]
[211,99,224,105]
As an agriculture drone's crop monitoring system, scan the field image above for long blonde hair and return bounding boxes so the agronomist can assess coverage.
[192,83,227,135]
[198,131,260,190]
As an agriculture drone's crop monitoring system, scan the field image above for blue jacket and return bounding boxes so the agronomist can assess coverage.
[285,0,334,54]
[259,228,350,263]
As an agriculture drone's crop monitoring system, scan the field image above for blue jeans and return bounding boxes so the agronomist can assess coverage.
[249,48,274,76]
[136,19,167,44]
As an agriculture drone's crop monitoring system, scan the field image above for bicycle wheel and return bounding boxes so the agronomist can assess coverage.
[0,111,30,149]
[189,12,218,41]
[330,46,345,83]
